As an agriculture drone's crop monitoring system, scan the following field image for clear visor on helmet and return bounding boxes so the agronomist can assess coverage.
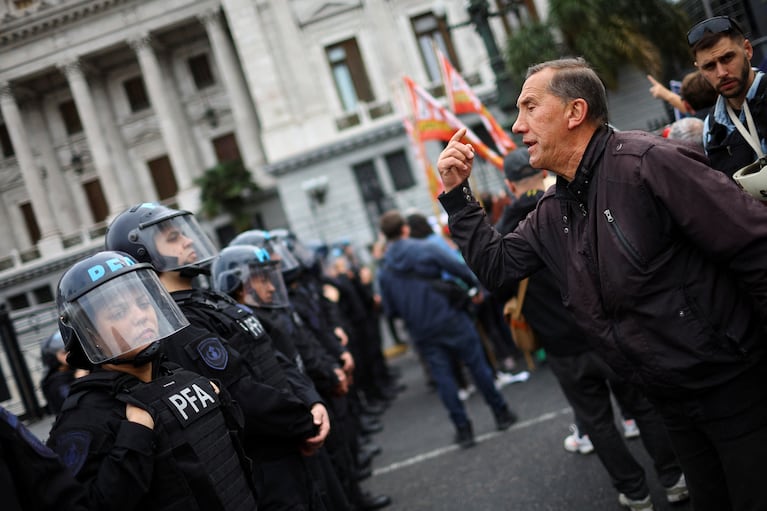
[140,213,218,271]
[268,240,301,275]
[61,268,189,364]
[243,262,290,309]
[290,239,318,269]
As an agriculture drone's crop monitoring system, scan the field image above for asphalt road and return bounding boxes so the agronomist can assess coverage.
[361,348,694,511]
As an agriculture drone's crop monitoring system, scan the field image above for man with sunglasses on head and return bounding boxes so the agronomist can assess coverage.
[688,16,766,183]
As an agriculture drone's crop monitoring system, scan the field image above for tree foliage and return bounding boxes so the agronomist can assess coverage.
[195,160,259,232]
[505,0,692,89]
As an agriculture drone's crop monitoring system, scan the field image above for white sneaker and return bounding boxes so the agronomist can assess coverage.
[618,493,654,510]
[664,474,689,503]
[457,384,476,401]
[494,371,530,389]
[563,424,594,454]
[622,419,640,439]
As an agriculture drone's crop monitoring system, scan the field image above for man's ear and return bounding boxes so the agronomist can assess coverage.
[744,39,753,61]
[566,98,588,129]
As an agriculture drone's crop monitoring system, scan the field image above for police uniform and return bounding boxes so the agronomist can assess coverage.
[170,288,333,511]
[47,362,257,511]
[0,405,89,511]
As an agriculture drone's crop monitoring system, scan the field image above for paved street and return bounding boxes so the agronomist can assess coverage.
[362,348,693,511]
[23,346,693,511]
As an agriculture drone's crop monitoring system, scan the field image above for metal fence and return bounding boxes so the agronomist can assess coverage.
[0,304,59,418]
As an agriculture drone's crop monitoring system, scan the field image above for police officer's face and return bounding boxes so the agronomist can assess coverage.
[154,225,197,266]
[695,37,754,101]
[93,288,159,357]
[249,273,275,304]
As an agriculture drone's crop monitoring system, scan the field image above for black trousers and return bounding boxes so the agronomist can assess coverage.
[548,351,681,500]
[647,359,767,511]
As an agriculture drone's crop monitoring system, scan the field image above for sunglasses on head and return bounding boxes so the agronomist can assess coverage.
[687,16,744,47]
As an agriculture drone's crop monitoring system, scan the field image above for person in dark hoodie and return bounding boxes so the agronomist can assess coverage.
[496,147,688,510]
[376,210,517,449]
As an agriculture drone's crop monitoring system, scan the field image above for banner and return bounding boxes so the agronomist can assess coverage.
[438,50,516,154]
[403,117,443,201]
[403,75,504,170]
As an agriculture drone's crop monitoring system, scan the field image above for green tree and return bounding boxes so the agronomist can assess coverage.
[195,160,259,232]
[505,0,691,89]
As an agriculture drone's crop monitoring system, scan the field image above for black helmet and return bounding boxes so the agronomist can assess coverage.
[211,245,290,308]
[268,229,327,281]
[40,330,66,371]
[57,251,189,368]
[105,203,218,273]
[229,229,301,277]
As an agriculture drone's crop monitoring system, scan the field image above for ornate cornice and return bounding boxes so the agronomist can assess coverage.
[0,0,135,47]
[265,120,405,176]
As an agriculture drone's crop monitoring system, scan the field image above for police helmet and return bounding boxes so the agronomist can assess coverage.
[40,330,66,371]
[105,203,218,272]
[57,251,189,368]
[268,229,326,277]
[211,245,290,309]
[733,157,767,202]
[229,229,301,276]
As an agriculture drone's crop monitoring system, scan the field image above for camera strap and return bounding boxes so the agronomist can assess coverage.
[726,100,765,158]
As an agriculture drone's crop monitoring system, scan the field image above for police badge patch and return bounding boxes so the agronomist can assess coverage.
[196,337,229,370]
[54,431,91,476]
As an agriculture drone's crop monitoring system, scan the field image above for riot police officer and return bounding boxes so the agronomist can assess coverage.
[39,330,81,415]
[47,250,258,511]
[214,243,391,511]
[105,204,336,511]
[1,404,89,511]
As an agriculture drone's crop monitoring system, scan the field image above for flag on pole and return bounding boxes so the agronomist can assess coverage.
[437,50,516,154]
[403,116,444,201]
[403,75,504,170]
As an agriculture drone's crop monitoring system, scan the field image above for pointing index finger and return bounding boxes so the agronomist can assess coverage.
[450,127,467,144]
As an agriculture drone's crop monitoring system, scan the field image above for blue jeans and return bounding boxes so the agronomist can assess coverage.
[415,313,508,429]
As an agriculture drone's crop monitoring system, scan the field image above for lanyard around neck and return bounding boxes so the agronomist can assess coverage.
[726,100,765,158]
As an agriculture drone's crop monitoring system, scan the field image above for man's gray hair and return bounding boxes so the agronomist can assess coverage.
[667,117,704,146]
[527,57,609,125]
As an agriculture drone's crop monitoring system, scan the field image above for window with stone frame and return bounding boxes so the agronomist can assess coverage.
[188,54,216,90]
[123,76,151,112]
[83,179,109,223]
[326,38,374,112]
[19,202,40,244]
[411,12,460,84]
[59,100,83,135]
[384,150,416,191]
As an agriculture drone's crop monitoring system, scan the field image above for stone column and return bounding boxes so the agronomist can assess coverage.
[90,75,155,204]
[26,103,81,235]
[60,59,125,214]
[0,82,62,255]
[200,9,275,188]
[129,34,196,192]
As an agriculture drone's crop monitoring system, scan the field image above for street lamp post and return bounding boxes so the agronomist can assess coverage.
[464,0,518,114]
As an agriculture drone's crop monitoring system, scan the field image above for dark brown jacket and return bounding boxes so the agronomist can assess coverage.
[441,126,767,397]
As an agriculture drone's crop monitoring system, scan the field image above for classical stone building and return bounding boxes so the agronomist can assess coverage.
[0,0,550,317]
[0,0,551,415]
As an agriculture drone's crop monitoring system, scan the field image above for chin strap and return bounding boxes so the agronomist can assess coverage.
[107,342,161,367]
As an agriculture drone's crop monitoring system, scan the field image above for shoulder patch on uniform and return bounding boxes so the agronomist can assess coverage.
[196,337,229,370]
[54,431,91,475]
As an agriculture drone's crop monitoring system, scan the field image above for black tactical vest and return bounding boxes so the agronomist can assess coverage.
[174,289,288,390]
[52,367,257,511]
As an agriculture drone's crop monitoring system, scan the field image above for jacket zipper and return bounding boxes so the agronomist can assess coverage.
[603,209,642,265]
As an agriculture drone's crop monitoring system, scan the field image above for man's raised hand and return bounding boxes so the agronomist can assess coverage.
[437,128,475,192]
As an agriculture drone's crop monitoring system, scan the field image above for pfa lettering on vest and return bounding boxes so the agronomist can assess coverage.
[239,315,265,338]
[165,382,218,427]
